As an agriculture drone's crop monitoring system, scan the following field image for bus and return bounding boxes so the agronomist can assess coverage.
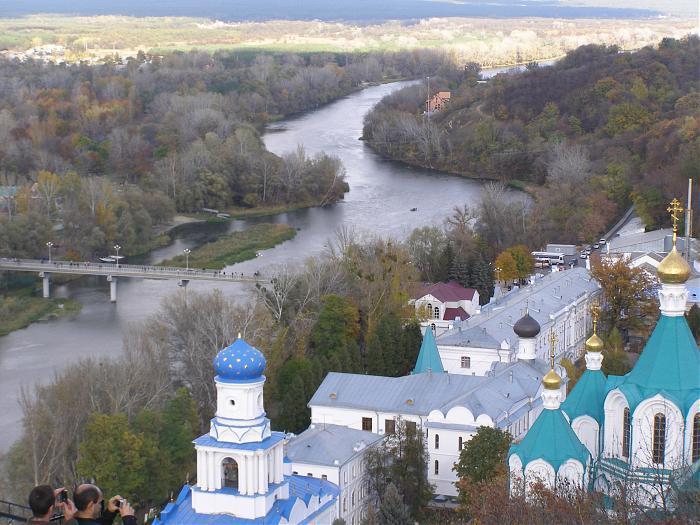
[532,251,565,265]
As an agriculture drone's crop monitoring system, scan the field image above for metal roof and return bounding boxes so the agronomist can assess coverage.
[309,359,551,424]
[437,268,599,350]
[286,424,384,467]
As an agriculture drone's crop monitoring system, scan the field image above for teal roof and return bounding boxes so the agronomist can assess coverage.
[607,315,700,415]
[412,328,445,374]
[561,368,607,424]
[509,408,590,471]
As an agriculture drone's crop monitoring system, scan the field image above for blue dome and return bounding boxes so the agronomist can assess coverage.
[213,337,266,381]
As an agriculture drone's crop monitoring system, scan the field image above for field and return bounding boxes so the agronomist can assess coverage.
[0,15,695,67]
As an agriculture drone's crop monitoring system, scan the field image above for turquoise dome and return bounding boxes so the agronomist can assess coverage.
[214,337,266,381]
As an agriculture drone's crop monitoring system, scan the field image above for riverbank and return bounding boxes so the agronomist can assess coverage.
[159,223,297,269]
[0,290,81,336]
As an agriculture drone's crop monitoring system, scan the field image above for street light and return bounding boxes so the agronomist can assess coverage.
[183,248,191,270]
[114,244,121,268]
[46,241,54,263]
[495,266,502,282]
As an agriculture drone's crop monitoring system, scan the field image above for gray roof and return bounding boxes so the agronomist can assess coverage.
[437,267,599,350]
[309,360,551,425]
[286,424,384,467]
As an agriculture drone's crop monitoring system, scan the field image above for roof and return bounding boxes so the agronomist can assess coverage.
[561,368,607,424]
[194,433,285,451]
[438,268,599,351]
[509,408,590,471]
[607,314,700,415]
[154,478,338,525]
[443,307,469,321]
[412,328,445,374]
[309,359,550,424]
[413,281,476,302]
[286,424,384,467]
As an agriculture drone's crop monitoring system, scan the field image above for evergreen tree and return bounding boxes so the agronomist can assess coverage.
[160,388,198,485]
[378,483,412,525]
[449,254,471,287]
[399,321,423,375]
[436,242,455,282]
[470,256,495,305]
[361,505,380,525]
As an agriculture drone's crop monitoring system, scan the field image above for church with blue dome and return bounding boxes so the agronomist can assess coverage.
[154,335,339,524]
[508,200,700,509]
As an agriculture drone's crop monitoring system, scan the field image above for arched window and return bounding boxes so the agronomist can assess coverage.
[652,413,666,464]
[435,434,440,449]
[622,407,631,459]
[692,413,700,463]
[222,457,238,490]
[458,436,463,450]
[434,460,439,475]
[427,303,432,316]
[461,356,471,369]
[434,306,440,319]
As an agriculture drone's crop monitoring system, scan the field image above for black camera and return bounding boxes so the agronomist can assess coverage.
[114,499,121,508]
[58,490,68,503]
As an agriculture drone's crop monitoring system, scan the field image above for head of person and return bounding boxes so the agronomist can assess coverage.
[28,485,55,519]
[73,484,103,519]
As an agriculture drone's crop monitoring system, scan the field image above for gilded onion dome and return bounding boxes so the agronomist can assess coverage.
[657,245,691,284]
[542,368,562,390]
[585,332,604,352]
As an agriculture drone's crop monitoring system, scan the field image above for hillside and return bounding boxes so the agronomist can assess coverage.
[363,36,700,244]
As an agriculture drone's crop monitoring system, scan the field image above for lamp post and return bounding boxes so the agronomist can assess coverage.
[495,266,502,282]
[183,248,191,270]
[114,244,121,268]
[46,241,54,263]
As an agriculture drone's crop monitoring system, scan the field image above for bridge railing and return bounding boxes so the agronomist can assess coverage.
[0,258,267,282]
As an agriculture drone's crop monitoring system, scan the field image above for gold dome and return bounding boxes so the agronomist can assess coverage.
[542,368,562,390]
[585,332,604,353]
[657,246,691,284]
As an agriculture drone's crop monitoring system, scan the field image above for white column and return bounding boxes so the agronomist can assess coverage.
[247,455,255,495]
[108,276,117,303]
[207,452,216,491]
[268,451,273,484]
[238,455,247,495]
[197,450,207,490]
[258,452,266,493]
[275,446,283,483]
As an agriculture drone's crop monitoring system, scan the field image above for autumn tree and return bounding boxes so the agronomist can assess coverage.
[591,256,657,336]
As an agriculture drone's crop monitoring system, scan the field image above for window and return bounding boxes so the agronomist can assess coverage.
[222,457,238,490]
[343,496,347,512]
[406,421,417,434]
[362,417,373,431]
[692,413,700,463]
[352,490,355,505]
[622,407,631,459]
[344,472,347,483]
[434,433,440,450]
[652,413,666,464]
[434,306,440,319]
[385,419,396,434]
[293,471,298,475]
[353,465,356,478]
[434,460,439,475]
[322,474,328,480]
[307,473,313,477]
[427,303,432,316]
[458,437,463,450]
[461,356,471,369]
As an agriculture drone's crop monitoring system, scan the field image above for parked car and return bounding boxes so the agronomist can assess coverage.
[599,238,606,245]
[593,243,600,249]
[580,253,588,259]
[433,495,449,503]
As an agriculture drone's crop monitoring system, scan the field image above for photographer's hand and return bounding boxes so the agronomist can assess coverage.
[63,498,77,521]
[120,500,136,519]
[107,495,123,513]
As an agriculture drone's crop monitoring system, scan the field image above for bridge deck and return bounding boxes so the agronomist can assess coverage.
[0,258,267,283]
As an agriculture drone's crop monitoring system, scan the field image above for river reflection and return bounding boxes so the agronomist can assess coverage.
[0,79,525,450]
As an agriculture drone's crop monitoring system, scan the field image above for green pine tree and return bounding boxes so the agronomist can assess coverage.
[378,483,413,525]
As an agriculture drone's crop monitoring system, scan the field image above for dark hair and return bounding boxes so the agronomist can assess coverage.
[74,485,100,511]
[28,485,55,517]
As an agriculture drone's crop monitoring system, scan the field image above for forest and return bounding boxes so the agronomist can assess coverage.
[363,36,700,245]
[0,48,456,259]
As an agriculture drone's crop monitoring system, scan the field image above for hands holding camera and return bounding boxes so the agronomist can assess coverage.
[53,487,77,521]
[108,494,135,518]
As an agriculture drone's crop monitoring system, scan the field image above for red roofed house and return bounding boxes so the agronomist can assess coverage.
[424,91,451,113]
[411,281,479,336]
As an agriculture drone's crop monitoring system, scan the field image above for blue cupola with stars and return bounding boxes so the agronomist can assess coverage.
[214,335,267,382]
[209,334,272,444]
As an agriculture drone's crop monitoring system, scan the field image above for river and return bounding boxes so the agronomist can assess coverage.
[0,77,523,451]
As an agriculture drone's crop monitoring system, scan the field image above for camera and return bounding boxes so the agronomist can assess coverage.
[115,499,125,508]
[58,490,68,503]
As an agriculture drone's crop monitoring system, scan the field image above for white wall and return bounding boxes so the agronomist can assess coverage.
[438,344,512,376]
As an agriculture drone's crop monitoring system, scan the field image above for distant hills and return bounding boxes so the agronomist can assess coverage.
[0,0,665,21]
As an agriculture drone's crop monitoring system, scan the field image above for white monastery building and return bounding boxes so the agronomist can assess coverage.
[411,281,479,336]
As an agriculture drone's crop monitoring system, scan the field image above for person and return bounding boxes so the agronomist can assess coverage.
[67,484,136,525]
[27,484,77,524]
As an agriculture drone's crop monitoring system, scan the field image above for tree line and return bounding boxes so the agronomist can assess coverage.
[363,36,700,245]
[0,48,457,259]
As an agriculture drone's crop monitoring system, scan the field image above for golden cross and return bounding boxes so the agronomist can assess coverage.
[589,302,600,333]
[667,198,683,238]
[548,329,558,369]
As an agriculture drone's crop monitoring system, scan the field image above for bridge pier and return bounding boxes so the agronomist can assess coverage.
[177,279,190,288]
[107,275,117,303]
[39,272,50,298]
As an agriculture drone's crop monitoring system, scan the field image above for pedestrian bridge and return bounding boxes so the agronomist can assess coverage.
[0,258,268,302]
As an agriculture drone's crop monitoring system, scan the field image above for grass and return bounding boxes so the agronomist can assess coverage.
[0,287,82,336]
[225,202,319,219]
[160,223,296,269]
